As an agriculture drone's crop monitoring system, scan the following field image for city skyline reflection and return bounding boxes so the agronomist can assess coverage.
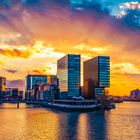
[0,102,140,140]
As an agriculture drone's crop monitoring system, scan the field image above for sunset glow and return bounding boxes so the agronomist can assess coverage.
[0,0,140,96]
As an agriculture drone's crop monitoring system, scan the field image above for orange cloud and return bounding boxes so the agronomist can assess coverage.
[111,62,140,74]
[0,48,32,58]
[0,1,139,96]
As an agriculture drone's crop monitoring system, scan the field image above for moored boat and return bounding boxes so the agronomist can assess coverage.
[47,100,102,111]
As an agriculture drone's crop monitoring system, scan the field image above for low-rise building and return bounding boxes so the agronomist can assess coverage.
[25,74,58,100]
[37,84,59,101]
[3,88,23,101]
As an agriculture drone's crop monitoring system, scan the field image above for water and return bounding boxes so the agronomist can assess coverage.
[0,102,140,140]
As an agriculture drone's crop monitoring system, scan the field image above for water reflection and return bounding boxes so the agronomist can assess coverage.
[0,102,140,140]
[56,111,107,140]
[77,113,90,140]
[105,102,140,140]
[87,112,106,140]
[0,103,34,109]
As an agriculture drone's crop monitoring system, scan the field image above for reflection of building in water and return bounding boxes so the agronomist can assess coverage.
[77,113,91,140]
[57,112,107,140]
[57,113,80,140]
[87,111,107,139]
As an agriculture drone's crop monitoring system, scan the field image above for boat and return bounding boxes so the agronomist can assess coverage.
[47,99,102,111]
[104,102,116,110]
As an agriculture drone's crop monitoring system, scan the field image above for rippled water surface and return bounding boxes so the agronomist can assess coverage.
[0,102,140,140]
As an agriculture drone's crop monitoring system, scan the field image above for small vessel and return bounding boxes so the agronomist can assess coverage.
[105,102,116,110]
[113,98,123,103]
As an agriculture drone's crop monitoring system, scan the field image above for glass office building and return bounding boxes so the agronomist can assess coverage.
[98,56,110,88]
[26,75,48,91]
[57,54,81,98]
[83,56,110,98]
[25,75,58,100]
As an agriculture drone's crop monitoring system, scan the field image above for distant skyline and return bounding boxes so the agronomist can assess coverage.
[0,0,140,95]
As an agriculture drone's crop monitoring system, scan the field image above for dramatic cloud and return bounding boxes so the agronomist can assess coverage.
[111,62,140,74]
[0,33,32,46]
[120,2,140,10]
[118,2,140,28]
[0,48,32,58]
[120,9,140,28]
[0,0,140,95]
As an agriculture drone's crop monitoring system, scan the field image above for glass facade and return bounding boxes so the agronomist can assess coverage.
[83,56,110,98]
[95,88,105,95]
[98,56,110,88]
[26,75,48,90]
[57,54,80,98]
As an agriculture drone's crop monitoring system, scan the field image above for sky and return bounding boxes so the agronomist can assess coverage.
[0,0,140,96]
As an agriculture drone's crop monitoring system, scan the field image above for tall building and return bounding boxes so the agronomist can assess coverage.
[57,54,81,98]
[83,56,110,98]
[0,77,6,100]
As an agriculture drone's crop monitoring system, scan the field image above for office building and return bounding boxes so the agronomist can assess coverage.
[83,56,110,98]
[57,54,81,98]
[25,74,58,100]
[37,84,59,101]
[26,74,48,91]
[3,88,21,101]
[26,75,58,90]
